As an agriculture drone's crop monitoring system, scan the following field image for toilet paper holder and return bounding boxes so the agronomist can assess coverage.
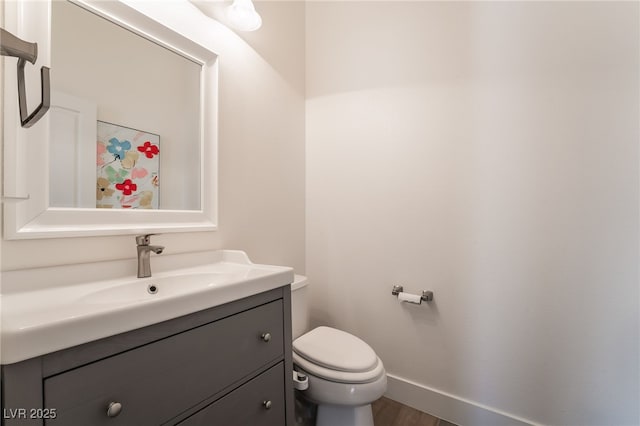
[391,285,433,303]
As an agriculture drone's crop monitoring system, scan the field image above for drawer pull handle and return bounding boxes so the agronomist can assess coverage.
[261,332,272,342]
[263,400,272,410]
[106,401,123,418]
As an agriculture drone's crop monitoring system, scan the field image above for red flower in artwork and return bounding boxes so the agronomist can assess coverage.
[115,179,137,195]
[137,141,160,159]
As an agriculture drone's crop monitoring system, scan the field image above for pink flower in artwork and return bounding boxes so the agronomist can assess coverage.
[137,141,159,159]
[97,142,107,166]
[120,194,139,209]
[131,167,148,179]
[115,179,137,195]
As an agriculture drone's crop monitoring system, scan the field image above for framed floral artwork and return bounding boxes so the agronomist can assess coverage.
[96,121,160,209]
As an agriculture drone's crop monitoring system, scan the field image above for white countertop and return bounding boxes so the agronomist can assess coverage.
[0,250,294,364]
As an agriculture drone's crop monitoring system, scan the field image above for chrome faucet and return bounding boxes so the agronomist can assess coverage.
[136,234,164,278]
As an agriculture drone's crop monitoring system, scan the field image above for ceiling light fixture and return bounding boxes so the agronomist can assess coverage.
[227,0,262,32]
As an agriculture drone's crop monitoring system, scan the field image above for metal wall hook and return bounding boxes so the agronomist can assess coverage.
[17,58,50,128]
[1,28,51,128]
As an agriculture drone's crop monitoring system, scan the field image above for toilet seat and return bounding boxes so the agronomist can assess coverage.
[293,326,384,384]
[293,351,385,384]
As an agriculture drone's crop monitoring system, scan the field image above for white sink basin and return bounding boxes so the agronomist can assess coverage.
[0,250,294,364]
[79,272,242,305]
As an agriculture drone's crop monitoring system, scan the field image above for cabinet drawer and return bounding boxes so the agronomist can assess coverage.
[44,300,284,425]
[179,362,285,426]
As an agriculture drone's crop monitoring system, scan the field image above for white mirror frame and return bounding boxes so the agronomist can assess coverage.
[3,0,218,239]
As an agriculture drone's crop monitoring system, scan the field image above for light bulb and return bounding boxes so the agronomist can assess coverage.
[227,0,262,32]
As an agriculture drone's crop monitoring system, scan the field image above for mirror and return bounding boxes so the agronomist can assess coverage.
[3,0,218,238]
[50,1,201,211]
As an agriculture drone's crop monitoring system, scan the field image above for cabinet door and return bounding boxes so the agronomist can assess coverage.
[44,300,284,425]
[179,363,285,426]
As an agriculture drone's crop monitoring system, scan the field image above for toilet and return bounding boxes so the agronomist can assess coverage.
[291,275,387,426]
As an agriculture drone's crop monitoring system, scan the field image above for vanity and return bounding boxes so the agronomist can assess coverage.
[1,251,295,425]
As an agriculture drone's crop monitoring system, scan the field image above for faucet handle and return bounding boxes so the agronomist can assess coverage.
[135,234,156,245]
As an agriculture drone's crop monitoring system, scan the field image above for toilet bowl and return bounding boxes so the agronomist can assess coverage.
[291,276,387,426]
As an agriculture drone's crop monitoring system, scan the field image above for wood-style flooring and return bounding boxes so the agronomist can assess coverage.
[372,397,458,426]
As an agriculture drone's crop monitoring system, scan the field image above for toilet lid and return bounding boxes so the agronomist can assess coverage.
[293,326,378,373]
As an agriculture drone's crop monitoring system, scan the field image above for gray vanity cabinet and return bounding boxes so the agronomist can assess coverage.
[1,286,294,426]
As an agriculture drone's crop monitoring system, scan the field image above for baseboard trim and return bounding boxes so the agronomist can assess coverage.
[384,373,540,426]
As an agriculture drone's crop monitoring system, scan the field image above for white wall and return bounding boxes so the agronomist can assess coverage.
[306,2,639,425]
[1,0,305,273]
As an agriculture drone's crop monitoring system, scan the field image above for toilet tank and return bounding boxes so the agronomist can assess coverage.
[291,275,310,339]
